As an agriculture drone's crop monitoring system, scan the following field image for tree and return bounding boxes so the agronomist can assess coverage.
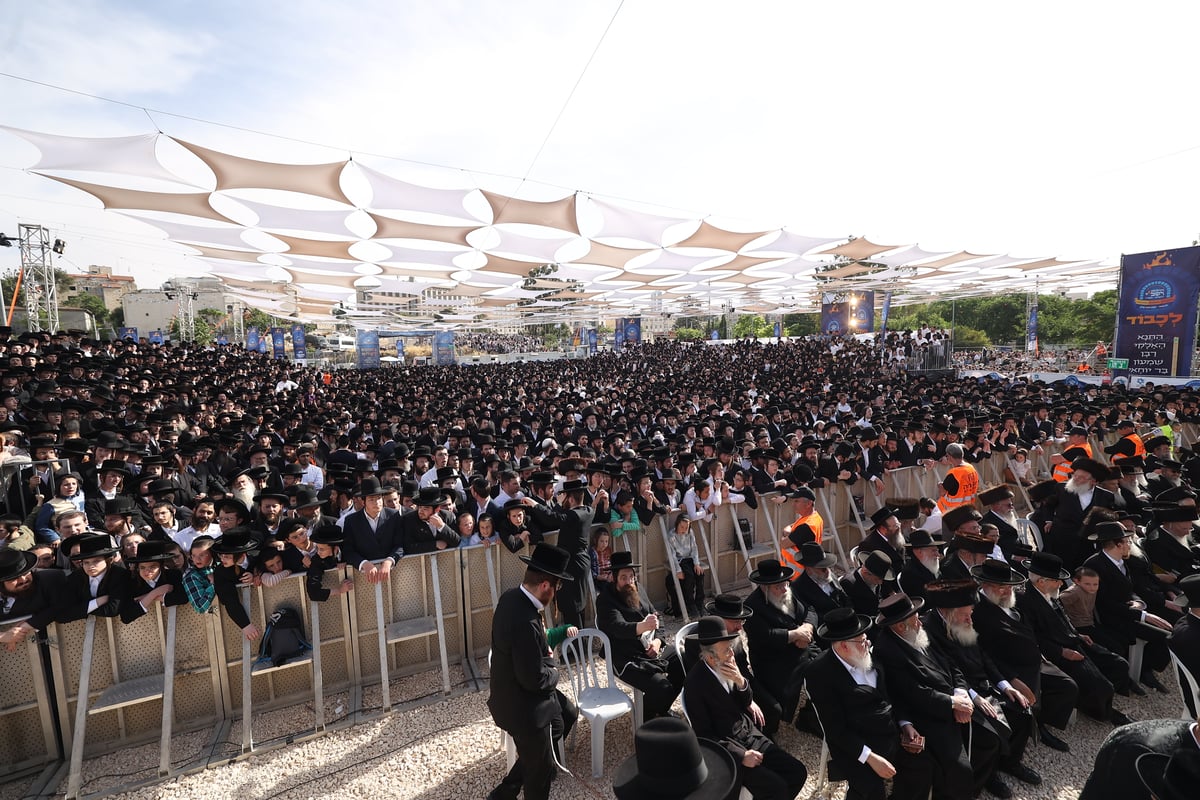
[782,313,819,337]
[74,294,109,328]
[674,326,704,341]
[732,314,773,338]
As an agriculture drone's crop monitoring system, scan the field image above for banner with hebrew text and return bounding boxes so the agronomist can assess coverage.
[1114,246,1200,377]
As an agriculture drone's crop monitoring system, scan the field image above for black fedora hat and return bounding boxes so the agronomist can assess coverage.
[292,486,323,509]
[1025,551,1070,581]
[922,579,979,609]
[869,506,898,526]
[310,524,344,546]
[612,717,739,800]
[609,550,641,573]
[414,487,447,507]
[212,530,258,555]
[817,607,873,642]
[1135,749,1200,800]
[705,593,753,620]
[528,470,556,486]
[560,478,588,493]
[905,529,946,551]
[970,558,1025,586]
[876,592,924,627]
[1152,504,1200,524]
[103,496,136,517]
[855,549,895,581]
[0,548,37,583]
[1175,574,1200,608]
[355,477,387,498]
[518,542,574,582]
[97,459,132,476]
[748,558,795,585]
[686,615,739,646]
[126,539,177,564]
[797,542,836,569]
[68,533,118,560]
[253,491,290,506]
[1087,520,1133,543]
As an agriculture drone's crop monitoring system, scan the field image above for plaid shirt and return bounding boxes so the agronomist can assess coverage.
[183,564,215,614]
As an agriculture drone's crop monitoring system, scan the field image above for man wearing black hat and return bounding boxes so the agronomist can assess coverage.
[487,542,577,800]
[1050,457,1114,568]
[524,478,595,628]
[978,485,1023,559]
[921,580,1038,797]
[611,716,739,800]
[1078,718,1200,800]
[1020,550,1135,723]
[596,550,685,720]
[1144,504,1200,580]
[899,530,946,601]
[744,557,822,732]
[1168,574,1200,716]
[869,592,977,800]
[399,486,461,555]
[340,478,405,582]
[791,542,850,622]
[971,557,1080,751]
[859,506,905,569]
[805,607,933,800]
[683,616,808,800]
[841,550,894,618]
[61,533,130,622]
[0,547,70,649]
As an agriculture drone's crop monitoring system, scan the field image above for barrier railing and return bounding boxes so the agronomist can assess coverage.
[0,616,58,782]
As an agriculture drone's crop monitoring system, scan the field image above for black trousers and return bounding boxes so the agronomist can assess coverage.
[1057,652,1120,721]
[617,651,686,719]
[497,691,577,800]
[739,745,808,800]
[920,720,975,800]
[1035,663,1080,730]
[836,739,932,800]
[665,569,705,614]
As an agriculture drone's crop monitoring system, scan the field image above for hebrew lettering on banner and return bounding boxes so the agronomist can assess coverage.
[1114,246,1200,378]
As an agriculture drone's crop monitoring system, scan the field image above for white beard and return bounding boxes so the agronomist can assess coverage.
[1039,587,1060,603]
[917,555,941,577]
[768,585,797,619]
[1002,510,1019,529]
[1064,475,1092,496]
[233,485,256,509]
[844,649,873,672]
[899,626,930,653]
[982,586,1016,610]
[946,619,979,647]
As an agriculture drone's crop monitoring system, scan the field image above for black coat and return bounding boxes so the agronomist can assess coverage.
[980,510,1022,558]
[742,586,820,697]
[1082,551,1145,645]
[970,594,1045,694]
[792,572,850,623]
[804,647,904,770]
[120,567,187,623]
[62,563,130,621]
[839,570,882,618]
[1078,719,1197,800]
[858,530,904,569]
[487,586,562,736]
[871,626,966,727]
[595,582,671,674]
[683,660,771,760]
[1143,531,1200,579]
[339,507,404,567]
[0,568,70,629]
[1169,614,1200,717]
[398,509,460,555]
[899,558,938,601]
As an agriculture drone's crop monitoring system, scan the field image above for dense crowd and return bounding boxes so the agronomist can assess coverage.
[455,331,545,354]
[1,326,1199,800]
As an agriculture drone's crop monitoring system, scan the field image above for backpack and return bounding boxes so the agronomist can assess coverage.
[257,607,310,667]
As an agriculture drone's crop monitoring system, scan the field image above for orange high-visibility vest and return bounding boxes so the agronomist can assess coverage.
[1053,442,1093,483]
[1111,433,1145,463]
[937,464,979,512]
[781,511,824,572]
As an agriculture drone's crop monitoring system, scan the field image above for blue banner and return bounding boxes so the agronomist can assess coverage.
[588,329,598,354]
[613,321,625,350]
[291,324,307,360]
[1026,302,1038,353]
[880,291,893,334]
[148,329,164,344]
[356,329,381,369]
[246,326,260,351]
[117,327,138,341]
[433,331,456,365]
[217,334,228,346]
[623,317,641,345]
[396,338,405,359]
[773,320,782,338]
[257,337,268,354]
[1114,246,1200,377]
[270,327,286,359]
[821,291,875,335]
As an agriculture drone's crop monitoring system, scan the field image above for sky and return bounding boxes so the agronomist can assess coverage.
[2,0,1200,295]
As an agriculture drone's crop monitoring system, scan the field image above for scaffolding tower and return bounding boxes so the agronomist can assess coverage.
[18,224,58,332]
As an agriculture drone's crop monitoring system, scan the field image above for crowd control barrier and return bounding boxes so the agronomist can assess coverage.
[0,616,58,783]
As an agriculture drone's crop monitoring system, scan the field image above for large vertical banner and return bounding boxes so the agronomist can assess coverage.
[433,331,456,365]
[1114,246,1200,377]
[588,329,598,354]
[246,327,260,351]
[622,317,642,345]
[613,320,625,350]
[291,324,307,360]
[356,330,381,369]
[851,291,875,333]
[820,294,848,335]
[148,330,164,345]
[270,327,286,359]
[880,291,893,334]
[1026,301,1039,353]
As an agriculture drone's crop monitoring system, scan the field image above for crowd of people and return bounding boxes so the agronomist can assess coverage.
[1,327,1200,799]
[455,331,546,355]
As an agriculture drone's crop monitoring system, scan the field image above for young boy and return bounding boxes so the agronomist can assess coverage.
[306,525,353,602]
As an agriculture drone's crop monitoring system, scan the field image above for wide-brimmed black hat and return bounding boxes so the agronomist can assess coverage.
[905,529,946,551]
[749,557,795,585]
[292,486,323,509]
[0,548,37,582]
[855,549,895,581]
[518,542,574,581]
[212,530,258,555]
[1088,520,1133,543]
[68,534,118,560]
[923,579,979,609]
[1025,551,1071,581]
[126,539,177,564]
[103,496,136,517]
[609,550,640,573]
[1153,504,1200,524]
[943,505,983,533]
[951,532,994,555]
[528,470,556,486]
[876,592,924,627]
[1175,574,1200,608]
[612,717,739,800]
[310,524,344,546]
[686,615,739,645]
[355,477,387,498]
[797,542,836,569]
[870,506,898,526]
[414,487,447,507]
[817,607,873,642]
[97,459,132,476]
[253,491,290,506]
[1135,749,1200,800]
[560,478,588,493]
[705,593,753,620]
[787,523,816,549]
[977,485,1014,506]
[970,558,1025,585]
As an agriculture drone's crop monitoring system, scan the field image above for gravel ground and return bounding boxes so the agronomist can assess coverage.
[7,636,1190,800]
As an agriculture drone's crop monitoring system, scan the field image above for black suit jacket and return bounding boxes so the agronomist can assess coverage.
[922,610,1007,695]
[858,531,904,569]
[971,594,1045,692]
[683,660,771,760]
[743,585,820,693]
[1082,551,1143,645]
[398,509,460,555]
[1078,719,1197,800]
[980,510,1022,558]
[1018,584,1089,671]
[340,507,404,566]
[792,572,850,623]
[899,558,938,601]
[839,571,882,617]
[120,567,188,623]
[487,586,562,736]
[595,583,671,674]
[805,648,903,769]
[1,568,69,629]
[1144,531,1200,579]
[871,627,965,727]
[62,563,130,621]
[1049,486,1114,566]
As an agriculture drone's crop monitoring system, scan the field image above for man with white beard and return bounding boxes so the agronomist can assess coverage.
[1144,504,1200,579]
[971,558,1079,753]
[899,530,946,601]
[1049,457,1114,568]
[791,542,851,622]
[743,558,822,733]
[978,485,1023,559]
[921,580,1040,797]
[869,592,978,800]
[1017,550,1136,724]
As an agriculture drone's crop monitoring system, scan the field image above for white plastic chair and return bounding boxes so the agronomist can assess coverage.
[674,621,700,673]
[1170,650,1200,720]
[1016,517,1044,551]
[806,692,842,800]
[560,628,635,778]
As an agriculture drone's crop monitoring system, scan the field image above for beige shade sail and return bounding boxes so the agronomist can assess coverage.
[175,139,352,204]
[819,237,907,260]
[672,220,771,252]
[39,173,233,223]
[480,190,580,234]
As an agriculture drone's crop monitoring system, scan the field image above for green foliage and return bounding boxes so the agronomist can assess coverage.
[674,326,704,341]
[952,326,990,348]
[732,314,773,338]
[782,313,819,337]
[74,294,109,326]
